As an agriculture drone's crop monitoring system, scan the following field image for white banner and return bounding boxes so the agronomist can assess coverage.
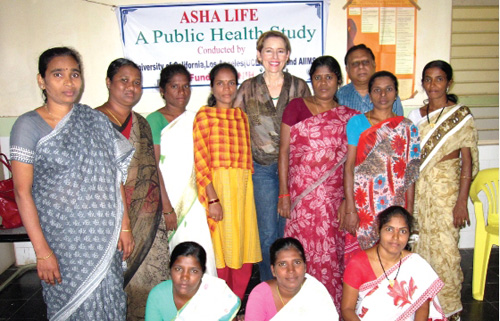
[117,1,327,89]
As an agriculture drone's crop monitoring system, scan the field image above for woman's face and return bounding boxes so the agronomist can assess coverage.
[271,247,306,293]
[171,255,203,299]
[422,67,452,101]
[211,68,237,108]
[311,66,339,101]
[378,215,410,256]
[369,76,397,111]
[257,37,290,74]
[38,55,82,106]
[161,73,191,110]
[107,66,142,109]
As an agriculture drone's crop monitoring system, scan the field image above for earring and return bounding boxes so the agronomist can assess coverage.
[446,87,449,94]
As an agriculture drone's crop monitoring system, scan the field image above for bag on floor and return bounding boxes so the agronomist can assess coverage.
[0,153,22,229]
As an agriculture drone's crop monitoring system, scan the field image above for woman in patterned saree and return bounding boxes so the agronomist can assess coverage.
[96,58,167,320]
[342,71,420,264]
[408,60,478,320]
[278,55,358,312]
[10,47,134,320]
[341,206,446,321]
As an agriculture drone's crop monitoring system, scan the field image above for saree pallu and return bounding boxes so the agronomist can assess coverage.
[32,104,134,320]
[345,117,420,262]
[123,112,167,321]
[355,254,446,320]
[413,105,479,316]
[284,106,358,312]
[159,111,217,276]
[271,274,338,320]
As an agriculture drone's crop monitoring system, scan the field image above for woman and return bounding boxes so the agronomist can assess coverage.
[408,60,479,320]
[245,237,338,320]
[341,206,446,320]
[145,242,240,320]
[96,58,167,320]
[10,47,134,320]
[342,71,420,264]
[146,64,217,277]
[278,56,358,310]
[234,31,311,281]
[193,63,261,299]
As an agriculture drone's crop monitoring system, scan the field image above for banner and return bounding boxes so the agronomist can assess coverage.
[117,1,326,89]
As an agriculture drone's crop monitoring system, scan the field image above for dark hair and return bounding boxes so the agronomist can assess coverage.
[169,241,207,273]
[207,63,239,107]
[106,58,140,80]
[38,47,82,102]
[309,56,343,103]
[421,60,458,103]
[368,70,399,95]
[377,206,414,234]
[270,237,306,266]
[159,64,191,91]
[256,30,291,54]
[344,44,375,66]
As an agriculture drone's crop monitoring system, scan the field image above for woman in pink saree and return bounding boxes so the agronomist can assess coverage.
[278,56,358,313]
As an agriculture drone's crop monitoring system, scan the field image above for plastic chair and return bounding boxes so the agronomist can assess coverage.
[469,168,499,301]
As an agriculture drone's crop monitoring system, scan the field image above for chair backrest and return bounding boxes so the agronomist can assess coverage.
[470,168,499,227]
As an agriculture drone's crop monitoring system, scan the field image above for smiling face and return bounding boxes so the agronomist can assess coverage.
[37,55,82,106]
[161,73,191,110]
[422,67,452,101]
[257,36,290,74]
[271,247,306,293]
[107,65,142,109]
[170,255,203,299]
[369,76,397,111]
[211,68,237,108]
[345,48,376,85]
[378,215,410,255]
[311,65,340,101]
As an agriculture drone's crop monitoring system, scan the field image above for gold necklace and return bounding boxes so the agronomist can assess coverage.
[106,107,122,126]
[368,110,395,126]
[276,284,286,306]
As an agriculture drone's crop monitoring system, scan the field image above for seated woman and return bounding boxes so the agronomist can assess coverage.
[145,241,240,320]
[245,237,338,320]
[341,206,446,321]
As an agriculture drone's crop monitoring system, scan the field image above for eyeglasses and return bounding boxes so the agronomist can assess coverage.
[349,60,373,68]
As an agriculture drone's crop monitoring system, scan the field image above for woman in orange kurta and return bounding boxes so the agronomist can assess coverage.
[193,63,261,300]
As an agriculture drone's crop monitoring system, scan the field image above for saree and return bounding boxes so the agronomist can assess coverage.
[15,104,133,320]
[159,110,217,276]
[354,254,446,320]
[123,112,168,321]
[345,117,420,262]
[284,106,358,311]
[271,274,338,320]
[412,105,479,316]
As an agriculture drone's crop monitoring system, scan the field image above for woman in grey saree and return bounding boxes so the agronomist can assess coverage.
[10,47,134,320]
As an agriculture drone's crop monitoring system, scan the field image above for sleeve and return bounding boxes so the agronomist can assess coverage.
[9,113,41,164]
[146,111,168,145]
[234,80,250,113]
[282,98,303,127]
[343,251,371,289]
[407,109,422,125]
[245,282,276,321]
[393,96,404,116]
[347,115,365,146]
[193,111,212,207]
[145,282,170,321]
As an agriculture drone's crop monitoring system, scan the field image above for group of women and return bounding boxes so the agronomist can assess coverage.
[9,28,477,321]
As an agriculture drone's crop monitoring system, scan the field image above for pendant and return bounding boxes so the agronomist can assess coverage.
[389,280,394,287]
[430,123,435,128]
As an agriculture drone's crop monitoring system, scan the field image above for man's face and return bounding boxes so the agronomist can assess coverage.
[345,49,376,85]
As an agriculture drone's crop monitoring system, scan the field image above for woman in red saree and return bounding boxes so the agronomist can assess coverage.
[342,71,420,265]
[278,56,358,313]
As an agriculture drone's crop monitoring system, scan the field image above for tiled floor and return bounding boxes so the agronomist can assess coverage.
[0,249,497,320]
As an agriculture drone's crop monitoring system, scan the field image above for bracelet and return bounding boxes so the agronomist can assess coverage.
[208,198,220,205]
[345,211,357,215]
[37,250,54,261]
[278,194,290,199]
[121,229,132,232]
[163,208,175,215]
[460,176,472,179]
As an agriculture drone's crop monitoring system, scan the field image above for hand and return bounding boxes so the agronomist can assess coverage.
[453,200,470,229]
[164,210,178,231]
[278,196,291,218]
[118,230,135,260]
[208,202,223,222]
[343,211,359,236]
[37,252,62,285]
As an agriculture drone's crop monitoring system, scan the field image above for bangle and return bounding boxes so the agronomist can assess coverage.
[278,194,290,199]
[460,176,471,179]
[208,198,220,205]
[163,208,175,215]
[345,211,356,215]
[121,229,132,232]
[37,250,54,261]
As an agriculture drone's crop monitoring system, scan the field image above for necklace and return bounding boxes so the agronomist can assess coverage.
[271,96,279,101]
[106,107,122,126]
[44,105,57,123]
[376,245,402,287]
[276,284,286,306]
[426,101,447,128]
[367,110,395,126]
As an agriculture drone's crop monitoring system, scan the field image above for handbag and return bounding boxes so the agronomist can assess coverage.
[0,153,22,229]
